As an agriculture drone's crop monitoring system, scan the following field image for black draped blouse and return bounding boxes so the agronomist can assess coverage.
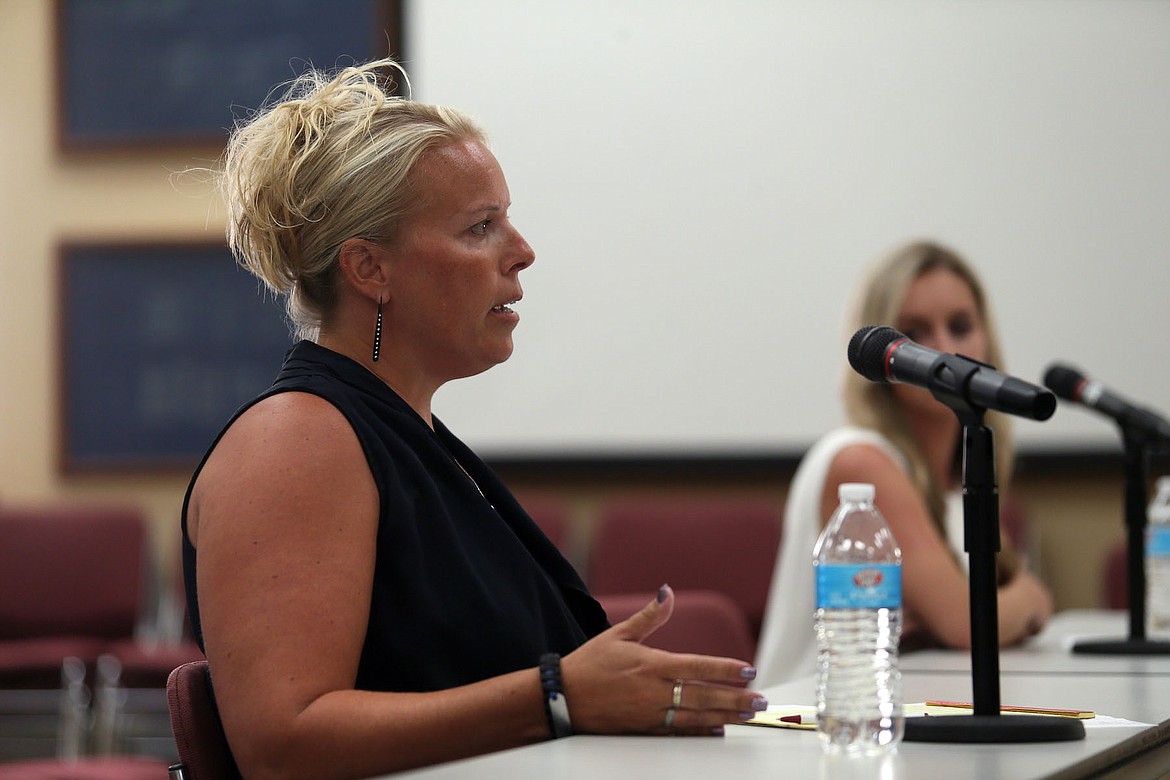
[181,340,609,692]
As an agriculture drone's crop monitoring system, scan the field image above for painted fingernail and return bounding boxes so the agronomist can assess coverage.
[738,712,757,720]
[752,696,768,711]
[657,584,669,603]
[711,726,725,736]
[740,666,757,680]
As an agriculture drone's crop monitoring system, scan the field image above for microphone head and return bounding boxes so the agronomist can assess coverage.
[1042,363,1086,402]
[999,376,1058,421]
[847,325,904,383]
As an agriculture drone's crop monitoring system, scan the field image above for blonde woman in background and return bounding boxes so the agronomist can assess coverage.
[183,58,765,780]
[756,240,1053,687]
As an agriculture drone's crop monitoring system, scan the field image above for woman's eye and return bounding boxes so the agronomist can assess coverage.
[949,317,974,338]
[902,325,927,343]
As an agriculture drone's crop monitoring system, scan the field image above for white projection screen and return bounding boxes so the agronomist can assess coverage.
[406,1,1170,460]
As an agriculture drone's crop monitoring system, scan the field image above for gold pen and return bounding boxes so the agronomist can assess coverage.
[924,700,1095,719]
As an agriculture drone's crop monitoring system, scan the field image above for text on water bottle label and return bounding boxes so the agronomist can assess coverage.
[816,563,902,609]
[1149,527,1170,556]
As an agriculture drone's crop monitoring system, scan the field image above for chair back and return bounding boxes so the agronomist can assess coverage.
[589,497,781,639]
[0,504,146,639]
[0,756,171,779]
[519,496,572,553]
[597,589,757,661]
[166,660,241,780]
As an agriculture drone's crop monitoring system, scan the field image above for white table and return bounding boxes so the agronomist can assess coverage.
[378,611,1170,779]
[902,609,1170,676]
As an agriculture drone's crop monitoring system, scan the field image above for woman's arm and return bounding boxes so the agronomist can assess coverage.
[189,393,763,780]
[821,443,1052,649]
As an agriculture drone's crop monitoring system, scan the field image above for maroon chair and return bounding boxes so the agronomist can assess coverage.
[0,755,172,779]
[0,638,109,691]
[518,495,572,554]
[597,589,757,661]
[95,539,204,763]
[588,496,781,641]
[0,657,171,779]
[0,504,148,689]
[166,661,241,780]
[0,506,187,767]
[103,639,205,690]
[107,533,205,689]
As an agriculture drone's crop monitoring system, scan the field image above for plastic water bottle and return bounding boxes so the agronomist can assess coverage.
[814,482,903,754]
[1147,476,1170,637]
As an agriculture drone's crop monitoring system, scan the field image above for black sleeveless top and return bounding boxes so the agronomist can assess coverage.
[181,341,609,692]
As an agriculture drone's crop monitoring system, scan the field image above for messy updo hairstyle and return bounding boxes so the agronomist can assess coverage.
[841,241,1015,535]
[220,57,487,340]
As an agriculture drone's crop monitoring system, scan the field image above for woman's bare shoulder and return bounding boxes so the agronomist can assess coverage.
[827,439,906,482]
[217,391,360,456]
[189,391,372,544]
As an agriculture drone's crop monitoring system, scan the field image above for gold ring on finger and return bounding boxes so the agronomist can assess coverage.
[672,679,684,710]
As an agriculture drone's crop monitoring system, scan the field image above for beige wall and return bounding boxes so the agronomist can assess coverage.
[0,1,1130,612]
[0,2,219,573]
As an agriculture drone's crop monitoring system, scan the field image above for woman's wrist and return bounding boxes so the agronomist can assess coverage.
[539,653,573,738]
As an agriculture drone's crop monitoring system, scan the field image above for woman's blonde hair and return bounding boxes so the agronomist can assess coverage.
[842,240,1015,534]
[220,57,487,339]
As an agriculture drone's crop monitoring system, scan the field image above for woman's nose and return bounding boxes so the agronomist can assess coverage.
[508,228,535,272]
[917,326,951,354]
[935,332,956,354]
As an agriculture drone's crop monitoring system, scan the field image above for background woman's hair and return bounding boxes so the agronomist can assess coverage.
[219,57,486,340]
[841,240,1015,537]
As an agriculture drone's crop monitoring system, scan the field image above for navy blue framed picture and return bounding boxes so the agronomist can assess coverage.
[55,0,403,150]
[58,242,296,472]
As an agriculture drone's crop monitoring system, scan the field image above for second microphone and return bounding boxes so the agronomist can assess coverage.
[848,325,1056,421]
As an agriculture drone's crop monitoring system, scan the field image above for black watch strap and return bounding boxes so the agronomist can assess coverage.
[539,653,573,738]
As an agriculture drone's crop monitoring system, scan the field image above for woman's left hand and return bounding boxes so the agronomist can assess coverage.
[560,585,766,736]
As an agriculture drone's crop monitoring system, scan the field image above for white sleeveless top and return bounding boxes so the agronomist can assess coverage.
[754,426,964,687]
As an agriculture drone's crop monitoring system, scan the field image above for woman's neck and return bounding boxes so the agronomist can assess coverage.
[315,329,437,427]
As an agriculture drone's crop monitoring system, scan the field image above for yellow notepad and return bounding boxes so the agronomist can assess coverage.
[746,701,1095,730]
[745,707,817,730]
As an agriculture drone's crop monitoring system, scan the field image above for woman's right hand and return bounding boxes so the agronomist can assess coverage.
[999,570,1054,643]
[560,585,767,736]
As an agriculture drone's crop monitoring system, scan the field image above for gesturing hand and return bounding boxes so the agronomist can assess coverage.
[560,584,767,736]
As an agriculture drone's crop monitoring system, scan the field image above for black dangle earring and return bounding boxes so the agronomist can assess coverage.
[372,295,383,362]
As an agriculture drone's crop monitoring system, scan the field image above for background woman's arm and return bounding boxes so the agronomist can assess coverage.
[821,443,1051,649]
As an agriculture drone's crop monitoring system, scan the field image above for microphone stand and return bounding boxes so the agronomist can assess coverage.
[903,395,1084,742]
[1073,429,1170,655]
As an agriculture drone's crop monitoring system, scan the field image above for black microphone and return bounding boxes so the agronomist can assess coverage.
[1042,363,1170,442]
[848,325,1056,421]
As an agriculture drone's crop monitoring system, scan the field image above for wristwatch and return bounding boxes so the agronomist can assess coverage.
[539,653,573,738]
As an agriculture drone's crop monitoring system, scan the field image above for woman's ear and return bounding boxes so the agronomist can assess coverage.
[337,238,391,301]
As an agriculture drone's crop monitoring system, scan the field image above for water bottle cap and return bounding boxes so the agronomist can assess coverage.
[838,482,875,503]
[1151,476,1170,521]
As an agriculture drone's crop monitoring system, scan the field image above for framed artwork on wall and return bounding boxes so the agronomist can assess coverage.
[57,241,296,473]
[54,0,403,151]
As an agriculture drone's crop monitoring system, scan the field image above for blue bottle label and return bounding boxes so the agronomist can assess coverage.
[816,563,902,609]
[1149,526,1170,557]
